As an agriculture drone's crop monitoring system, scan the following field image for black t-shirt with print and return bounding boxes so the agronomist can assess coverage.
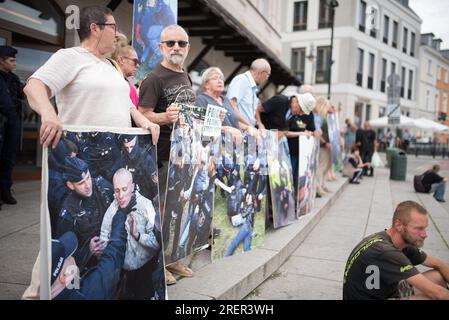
[422,170,444,192]
[343,231,427,300]
[139,64,195,161]
[261,95,290,130]
[287,113,315,157]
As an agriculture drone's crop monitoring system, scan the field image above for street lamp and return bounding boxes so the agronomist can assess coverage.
[327,0,339,100]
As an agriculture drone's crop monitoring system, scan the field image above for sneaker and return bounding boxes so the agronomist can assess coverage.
[165,269,177,285]
[1,187,17,205]
[166,261,194,277]
[434,197,446,203]
[350,180,360,184]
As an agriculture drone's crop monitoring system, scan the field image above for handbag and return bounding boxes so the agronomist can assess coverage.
[413,174,426,193]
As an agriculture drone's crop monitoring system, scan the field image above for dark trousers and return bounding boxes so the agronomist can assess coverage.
[0,113,21,188]
[119,258,155,300]
[361,150,374,176]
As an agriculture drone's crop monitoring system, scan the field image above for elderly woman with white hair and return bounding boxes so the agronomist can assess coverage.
[195,67,258,142]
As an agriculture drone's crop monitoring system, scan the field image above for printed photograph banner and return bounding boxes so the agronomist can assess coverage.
[267,131,296,228]
[43,126,165,300]
[133,0,177,80]
[212,132,268,261]
[327,112,342,166]
[162,104,220,265]
[297,136,320,217]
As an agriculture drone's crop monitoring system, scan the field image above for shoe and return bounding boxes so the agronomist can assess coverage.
[434,197,446,203]
[165,269,177,285]
[316,192,322,198]
[350,180,360,184]
[322,186,331,193]
[213,228,221,238]
[166,261,194,277]
[1,187,17,205]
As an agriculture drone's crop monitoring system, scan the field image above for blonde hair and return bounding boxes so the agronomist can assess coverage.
[314,96,329,117]
[111,33,134,61]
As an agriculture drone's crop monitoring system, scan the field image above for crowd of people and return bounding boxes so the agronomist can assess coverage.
[1,4,446,300]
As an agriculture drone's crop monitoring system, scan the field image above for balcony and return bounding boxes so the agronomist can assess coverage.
[438,112,447,121]
[356,73,363,87]
[318,20,332,29]
[367,77,373,89]
[380,80,386,92]
[293,23,307,31]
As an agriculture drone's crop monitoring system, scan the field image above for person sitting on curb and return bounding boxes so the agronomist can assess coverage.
[343,201,449,300]
[342,146,371,184]
[421,164,447,203]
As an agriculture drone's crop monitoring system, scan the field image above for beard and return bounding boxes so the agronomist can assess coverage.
[401,228,425,248]
[169,53,185,65]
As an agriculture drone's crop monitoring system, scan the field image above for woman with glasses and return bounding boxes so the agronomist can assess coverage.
[23,5,159,148]
[111,34,140,108]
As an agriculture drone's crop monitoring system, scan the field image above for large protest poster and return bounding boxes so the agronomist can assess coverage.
[162,104,221,265]
[267,132,296,228]
[41,126,165,300]
[297,136,320,217]
[211,132,268,261]
[133,0,177,80]
[327,112,342,167]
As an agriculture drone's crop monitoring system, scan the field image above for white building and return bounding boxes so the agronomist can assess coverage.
[281,0,422,127]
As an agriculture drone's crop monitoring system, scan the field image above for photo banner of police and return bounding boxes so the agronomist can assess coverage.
[327,112,343,167]
[133,0,177,80]
[267,131,296,228]
[297,136,320,217]
[162,104,221,265]
[212,132,268,261]
[41,126,165,300]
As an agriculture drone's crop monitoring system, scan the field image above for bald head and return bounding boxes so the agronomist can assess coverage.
[113,168,134,208]
[250,58,270,71]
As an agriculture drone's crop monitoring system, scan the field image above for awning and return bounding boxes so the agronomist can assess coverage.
[369,115,419,129]
[178,0,301,88]
[414,118,449,132]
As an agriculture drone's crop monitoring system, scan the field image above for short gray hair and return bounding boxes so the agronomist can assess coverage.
[250,58,270,72]
[201,67,223,88]
[160,24,189,42]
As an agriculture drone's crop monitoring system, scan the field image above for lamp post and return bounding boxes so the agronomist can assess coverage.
[327,0,339,100]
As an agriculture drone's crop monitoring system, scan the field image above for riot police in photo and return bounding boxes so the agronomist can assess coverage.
[57,156,114,273]
[78,132,122,183]
[100,168,161,300]
[119,134,159,206]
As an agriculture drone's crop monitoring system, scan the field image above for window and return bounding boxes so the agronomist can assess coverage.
[380,58,387,92]
[291,48,306,82]
[293,1,308,31]
[359,0,366,32]
[365,104,372,121]
[443,93,447,113]
[368,6,378,38]
[318,0,332,29]
[356,48,364,86]
[401,67,406,98]
[391,62,396,75]
[402,27,408,54]
[426,90,430,110]
[383,15,389,44]
[408,70,413,99]
[368,53,374,89]
[410,32,415,57]
[446,70,449,83]
[316,46,331,84]
[427,60,432,75]
[437,65,441,80]
[379,106,386,117]
[392,21,398,48]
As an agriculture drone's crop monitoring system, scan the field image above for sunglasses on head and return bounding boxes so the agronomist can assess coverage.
[161,40,189,48]
[123,56,139,66]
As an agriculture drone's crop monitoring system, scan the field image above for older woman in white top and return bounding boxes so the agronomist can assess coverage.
[23,5,159,148]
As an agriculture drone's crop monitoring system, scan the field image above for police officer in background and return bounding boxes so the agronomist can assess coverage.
[0,45,23,206]
[57,157,114,273]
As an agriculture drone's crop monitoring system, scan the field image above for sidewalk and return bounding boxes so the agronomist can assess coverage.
[245,156,449,300]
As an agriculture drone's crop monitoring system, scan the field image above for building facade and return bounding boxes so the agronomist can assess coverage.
[281,0,421,127]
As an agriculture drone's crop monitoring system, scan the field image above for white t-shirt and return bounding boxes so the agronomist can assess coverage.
[30,47,133,127]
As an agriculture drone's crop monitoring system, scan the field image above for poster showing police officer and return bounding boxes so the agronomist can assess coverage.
[162,104,221,265]
[211,132,268,261]
[297,136,320,217]
[133,0,177,80]
[327,112,342,167]
[44,127,165,300]
[266,131,296,228]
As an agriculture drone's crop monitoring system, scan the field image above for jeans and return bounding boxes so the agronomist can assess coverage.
[225,220,253,256]
[430,182,446,201]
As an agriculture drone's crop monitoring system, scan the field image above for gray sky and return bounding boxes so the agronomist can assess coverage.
[409,0,449,50]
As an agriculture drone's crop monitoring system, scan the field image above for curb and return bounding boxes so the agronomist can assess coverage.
[167,177,349,300]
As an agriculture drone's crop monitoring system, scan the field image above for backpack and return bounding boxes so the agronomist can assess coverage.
[413,174,426,193]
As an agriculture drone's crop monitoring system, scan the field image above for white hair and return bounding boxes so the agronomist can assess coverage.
[299,84,316,95]
[250,58,270,71]
[160,24,189,42]
[200,67,223,88]
[113,168,133,184]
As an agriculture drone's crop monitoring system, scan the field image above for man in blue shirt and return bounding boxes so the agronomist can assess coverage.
[227,58,271,127]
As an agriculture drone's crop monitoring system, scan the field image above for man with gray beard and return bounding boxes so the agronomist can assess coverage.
[139,24,195,285]
[343,201,449,300]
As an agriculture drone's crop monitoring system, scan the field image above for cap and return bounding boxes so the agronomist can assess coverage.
[0,45,17,58]
[51,231,78,285]
[62,157,90,183]
[293,92,316,115]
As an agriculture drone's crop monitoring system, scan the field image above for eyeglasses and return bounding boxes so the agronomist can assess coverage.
[123,57,139,66]
[262,70,271,77]
[208,76,224,82]
[161,40,189,48]
[96,23,117,34]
